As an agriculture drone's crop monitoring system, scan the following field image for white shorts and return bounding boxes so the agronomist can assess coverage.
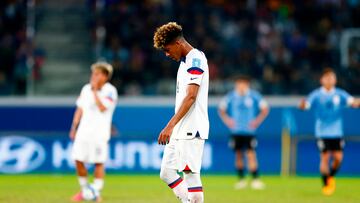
[161,138,205,173]
[71,140,108,164]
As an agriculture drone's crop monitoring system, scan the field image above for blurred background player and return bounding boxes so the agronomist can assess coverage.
[69,62,118,202]
[154,22,209,203]
[299,68,358,196]
[218,75,269,190]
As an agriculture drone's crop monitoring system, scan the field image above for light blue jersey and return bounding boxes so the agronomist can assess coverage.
[219,90,268,135]
[306,87,354,138]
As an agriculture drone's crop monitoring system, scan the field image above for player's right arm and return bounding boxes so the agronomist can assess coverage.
[158,84,199,145]
[69,107,83,140]
[298,99,307,110]
[218,95,235,129]
[70,86,86,140]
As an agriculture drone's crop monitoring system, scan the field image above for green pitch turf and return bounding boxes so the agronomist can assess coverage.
[0,174,359,203]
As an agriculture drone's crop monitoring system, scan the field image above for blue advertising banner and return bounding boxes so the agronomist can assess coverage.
[0,134,282,174]
[0,105,359,174]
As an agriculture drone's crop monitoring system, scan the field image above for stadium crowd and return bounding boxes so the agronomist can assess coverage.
[88,0,360,95]
[1,0,360,95]
[0,0,44,95]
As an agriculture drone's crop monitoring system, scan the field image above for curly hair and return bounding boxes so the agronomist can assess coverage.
[153,22,183,50]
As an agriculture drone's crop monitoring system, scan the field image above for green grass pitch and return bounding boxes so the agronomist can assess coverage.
[0,174,359,203]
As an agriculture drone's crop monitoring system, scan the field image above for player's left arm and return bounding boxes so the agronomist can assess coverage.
[348,97,359,108]
[158,84,199,145]
[340,90,359,108]
[353,99,360,108]
[93,90,107,112]
[249,99,269,129]
[93,88,117,112]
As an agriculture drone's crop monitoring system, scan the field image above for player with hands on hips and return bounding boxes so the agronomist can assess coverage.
[218,75,269,190]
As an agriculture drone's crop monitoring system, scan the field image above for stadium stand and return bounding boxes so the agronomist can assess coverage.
[0,0,45,95]
[1,0,360,95]
[0,0,27,95]
[89,0,360,95]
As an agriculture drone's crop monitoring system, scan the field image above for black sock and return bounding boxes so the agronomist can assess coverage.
[251,170,259,179]
[330,167,339,177]
[322,174,329,186]
[237,168,245,179]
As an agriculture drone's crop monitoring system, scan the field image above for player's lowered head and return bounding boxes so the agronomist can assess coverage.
[153,22,193,62]
[90,62,113,90]
[234,75,251,95]
[320,68,337,91]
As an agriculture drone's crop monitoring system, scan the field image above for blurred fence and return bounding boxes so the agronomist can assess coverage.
[0,97,359,175]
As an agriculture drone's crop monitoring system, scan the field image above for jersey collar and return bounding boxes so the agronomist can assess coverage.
[234,89,250,97]
[181,48,197,63]
[180,57,186,63]
[320,86,335,94]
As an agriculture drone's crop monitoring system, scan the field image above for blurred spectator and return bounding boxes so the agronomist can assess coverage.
[2,0,360,95]
[88,0,360,95]
[0,0,41,95]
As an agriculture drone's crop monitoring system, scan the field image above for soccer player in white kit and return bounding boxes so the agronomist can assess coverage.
[154,22,209,203]
[69,62,118,202]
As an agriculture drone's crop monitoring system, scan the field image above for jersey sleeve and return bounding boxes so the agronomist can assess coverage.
[253,91,268,110]
[219,94,230,111]
[185,51,205,86]
[339,89,354,106]
[76,85,87,108]
[101,87,118,109]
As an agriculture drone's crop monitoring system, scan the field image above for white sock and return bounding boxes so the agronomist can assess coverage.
[78,176,88,189]
[160,168,188,202]
[171,179,188,203]
[188,192,204,203]
[184,173,204,203]
[93,178,104,191]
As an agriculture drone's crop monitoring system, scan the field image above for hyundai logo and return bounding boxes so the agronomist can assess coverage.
[0,136,45,174]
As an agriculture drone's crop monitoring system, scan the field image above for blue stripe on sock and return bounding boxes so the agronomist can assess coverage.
[168,177,182,188]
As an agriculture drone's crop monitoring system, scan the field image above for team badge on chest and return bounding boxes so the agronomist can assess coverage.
[333,95,340,106]
[245,97,253,107]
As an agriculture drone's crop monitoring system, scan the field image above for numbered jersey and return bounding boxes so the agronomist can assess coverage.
[172,49,209,140]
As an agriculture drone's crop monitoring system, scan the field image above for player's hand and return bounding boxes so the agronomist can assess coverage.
[92,84,100,91]
[351,98,360,108]
[158,125,173,145]
[69,128,76,141]
[91,78,100,91]
[249,119,260,130]
[298,99,307,110]
[225,118,236,129]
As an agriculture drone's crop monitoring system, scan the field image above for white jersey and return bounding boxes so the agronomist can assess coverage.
[172,49,209,140]
[75,82,118,143]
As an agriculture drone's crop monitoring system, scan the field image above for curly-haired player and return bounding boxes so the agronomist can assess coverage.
[154,22,209,203]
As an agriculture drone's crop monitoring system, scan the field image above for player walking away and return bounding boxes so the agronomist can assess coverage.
[218,75,269,190]
[69,62,118,202]
[153,22,209,203]
[299,68,358,196]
